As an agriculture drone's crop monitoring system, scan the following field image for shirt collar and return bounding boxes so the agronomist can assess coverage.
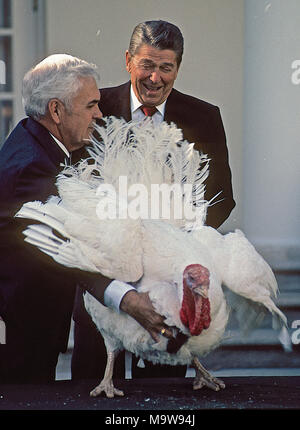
[49,133,70,158]
[130,85,166,117]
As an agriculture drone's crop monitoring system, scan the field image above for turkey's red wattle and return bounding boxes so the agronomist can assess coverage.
[180,281,211,336]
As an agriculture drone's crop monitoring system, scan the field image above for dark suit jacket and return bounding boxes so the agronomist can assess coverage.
[98,81,235,228]
[0,118,78,360]
[0,117,113,382]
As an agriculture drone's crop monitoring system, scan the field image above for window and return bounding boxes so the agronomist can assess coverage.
[0,0,13,146]
[0,0,45,148]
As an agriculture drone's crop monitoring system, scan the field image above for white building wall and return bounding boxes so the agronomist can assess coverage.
[243,0,300,269]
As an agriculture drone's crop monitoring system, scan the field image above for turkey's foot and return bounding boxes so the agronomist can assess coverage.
[90,349,124,398]
[90,379,124,398]
[193,372,225,391]
[192,356,225,392]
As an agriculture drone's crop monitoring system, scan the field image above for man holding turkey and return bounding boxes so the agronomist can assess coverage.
[0,52,174,383]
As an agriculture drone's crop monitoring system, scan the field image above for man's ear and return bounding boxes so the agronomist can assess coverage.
[48,99,63,124]
[125,50,132,73]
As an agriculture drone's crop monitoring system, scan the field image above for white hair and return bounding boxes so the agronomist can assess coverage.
[22,54,100,120]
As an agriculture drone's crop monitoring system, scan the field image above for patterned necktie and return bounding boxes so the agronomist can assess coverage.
[141,105,157,117]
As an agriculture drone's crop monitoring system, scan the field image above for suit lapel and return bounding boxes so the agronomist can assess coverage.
[115,81,132,121]
[164,89,181,125]
[164,89,188,140]
[25,118,66,166]
[101,81,132,121]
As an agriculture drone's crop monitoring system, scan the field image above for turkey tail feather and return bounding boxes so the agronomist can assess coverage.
[15,200,98,272]
[15,200,69,238]
[84,117,211,229]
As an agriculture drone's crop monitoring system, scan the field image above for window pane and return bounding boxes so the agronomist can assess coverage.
[0,0,12,28]
[0,36,12,92]
[0,99,13,147]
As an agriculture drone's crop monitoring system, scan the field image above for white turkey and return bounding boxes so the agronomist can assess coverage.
[16,117,290,398]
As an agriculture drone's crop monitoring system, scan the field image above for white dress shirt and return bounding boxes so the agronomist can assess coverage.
[130,85,166,124]
[49,132,70,159]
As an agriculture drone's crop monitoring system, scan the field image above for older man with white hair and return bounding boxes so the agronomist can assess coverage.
[0,53,176,384]
[0,54,104,383]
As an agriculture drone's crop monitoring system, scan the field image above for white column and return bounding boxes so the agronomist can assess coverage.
[243,0,300,269]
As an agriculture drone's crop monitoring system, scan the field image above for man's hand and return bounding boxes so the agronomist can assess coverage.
[120,290,173,343]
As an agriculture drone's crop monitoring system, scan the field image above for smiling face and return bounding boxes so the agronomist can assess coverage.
[126,44,179,107]
[58,76,102,152]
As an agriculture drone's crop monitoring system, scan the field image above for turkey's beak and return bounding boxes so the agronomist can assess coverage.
[193,284,209,299]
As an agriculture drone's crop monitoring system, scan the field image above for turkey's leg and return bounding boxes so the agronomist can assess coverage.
[192,356,225,391]
[90,350,124,398]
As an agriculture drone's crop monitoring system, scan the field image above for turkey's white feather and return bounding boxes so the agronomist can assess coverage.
[84,117,211,229]
[15,116,291,367]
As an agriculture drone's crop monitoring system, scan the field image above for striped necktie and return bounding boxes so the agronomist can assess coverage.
[141,105,157,117]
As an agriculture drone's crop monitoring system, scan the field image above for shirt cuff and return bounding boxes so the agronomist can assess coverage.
[104,280,136,312]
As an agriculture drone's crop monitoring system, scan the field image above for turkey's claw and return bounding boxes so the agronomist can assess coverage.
[90,350,124,398]
[193,373,225,392]
[192,356,225,392]
[90,379,124,398]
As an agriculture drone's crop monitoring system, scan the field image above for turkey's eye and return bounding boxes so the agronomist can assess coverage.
[186,275,195,287]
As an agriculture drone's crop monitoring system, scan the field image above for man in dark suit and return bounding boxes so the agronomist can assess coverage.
[0,52,174,384]
[71,20,235,381]
[0,54,105,383]
[99,82,233,228]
